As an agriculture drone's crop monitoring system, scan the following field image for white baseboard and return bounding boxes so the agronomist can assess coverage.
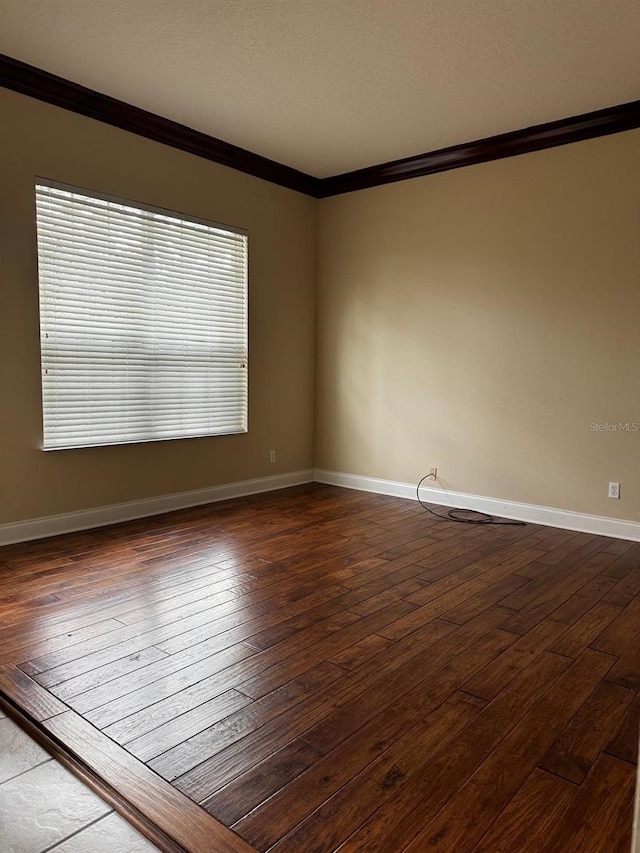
[314,469,640,542]
[0,469,314,547]
[3,466,639,547]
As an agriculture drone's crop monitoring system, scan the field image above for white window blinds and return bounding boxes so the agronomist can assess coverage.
[35,181,248,450]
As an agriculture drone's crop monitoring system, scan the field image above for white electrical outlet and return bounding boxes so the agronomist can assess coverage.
[429,467,438,480]
[608,482,620,499]
[269,450,276,464]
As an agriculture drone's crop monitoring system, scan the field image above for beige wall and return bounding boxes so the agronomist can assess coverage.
[2,85,638,528]
[0,88,317,523]
[316,130,640,521]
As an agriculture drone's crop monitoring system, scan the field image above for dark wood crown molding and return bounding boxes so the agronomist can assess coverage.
[318,100,640,197]
[1,52,639,199]
[0,53,319,197]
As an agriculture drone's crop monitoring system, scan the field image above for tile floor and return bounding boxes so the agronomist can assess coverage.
[0,706,160,853]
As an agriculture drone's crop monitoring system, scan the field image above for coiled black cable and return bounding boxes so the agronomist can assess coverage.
[416,473,526,526]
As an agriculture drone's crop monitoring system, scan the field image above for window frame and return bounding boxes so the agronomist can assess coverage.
[35,178,249,451]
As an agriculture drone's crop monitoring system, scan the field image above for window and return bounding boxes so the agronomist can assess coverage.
[35,181,248,450]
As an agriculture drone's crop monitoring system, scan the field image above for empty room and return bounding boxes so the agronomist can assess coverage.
[0,2,639,852]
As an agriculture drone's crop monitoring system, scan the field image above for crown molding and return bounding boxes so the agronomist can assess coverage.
[1,52,639,199]
[0,53,319,197]
[318,99,640,196]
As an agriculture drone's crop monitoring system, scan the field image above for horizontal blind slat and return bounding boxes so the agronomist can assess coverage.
[36,182,248,450]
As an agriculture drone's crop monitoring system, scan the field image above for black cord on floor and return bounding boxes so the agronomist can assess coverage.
[416,474,526,526]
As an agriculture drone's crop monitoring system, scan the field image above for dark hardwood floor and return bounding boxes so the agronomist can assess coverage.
[0,484,638,852]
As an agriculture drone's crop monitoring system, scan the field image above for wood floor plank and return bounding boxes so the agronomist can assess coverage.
[106,687,253,752]
[399,648,617,852]
[414,523,538,582]
[233,629,514,850]
[590,595,640,656]
[605,627,640,690]
[0,484,636,853]
[548,600,622,658]
[299,607,506,755]
[526,528,579,555]
[329,633,393,670]
[49,647,170,702]
[439,572,524,623]
[51,602,360,704]
[539,680,634,783]
[378,546,544,642]
[24,597,270,683]
[535,532,603,566]
[271,649,571,853]
[602,538,638,558]
[604,688,640,764]
[202,738,322,826]
[147,611,413,779]
[148,562,412,657]
[4,617,128,665]
[461,616,568,702]
[172,662,358,794]
[265,691,487,853]
[134,662,342,764]
[230,600,416,701]
[68,639,257,715]
[604,565,640,608]
[538,754,636,853]
[470,769,576,853]
[499,551,616,635]
[601,541,640,577]
[0,664,68,721]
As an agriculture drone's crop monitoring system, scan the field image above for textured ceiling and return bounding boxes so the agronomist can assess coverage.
[1,0,639,177]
